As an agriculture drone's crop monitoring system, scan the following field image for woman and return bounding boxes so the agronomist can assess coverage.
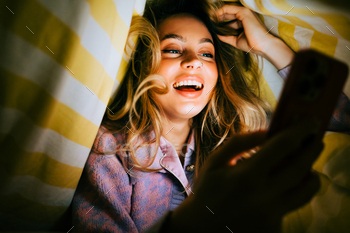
[71,0,323,232]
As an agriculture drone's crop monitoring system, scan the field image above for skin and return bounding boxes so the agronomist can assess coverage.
[155,15,218,162]
[215,4,295,70]
[155,6,295,163]
[155,4,323,233]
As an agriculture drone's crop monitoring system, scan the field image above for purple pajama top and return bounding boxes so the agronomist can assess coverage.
[71,125,196,232]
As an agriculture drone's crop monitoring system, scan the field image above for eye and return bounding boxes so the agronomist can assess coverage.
[200,53,214,58]
[162,49,181,54]
[198,52,214,59]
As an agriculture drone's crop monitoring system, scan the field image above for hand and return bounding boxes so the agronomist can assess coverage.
[165,121,323,233]
[215,4,295,70]
[216,4,273,54]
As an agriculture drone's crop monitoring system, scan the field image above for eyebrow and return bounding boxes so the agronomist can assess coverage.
[161,34,214,45]
[199,38,214,45]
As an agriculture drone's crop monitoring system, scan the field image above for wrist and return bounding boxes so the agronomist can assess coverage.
[257,36,295,70]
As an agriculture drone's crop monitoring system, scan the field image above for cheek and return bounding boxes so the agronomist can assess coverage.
[157,60,179,77]
[207,63,218,84]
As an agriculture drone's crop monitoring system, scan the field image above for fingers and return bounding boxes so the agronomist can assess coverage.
[217,19,242,30]
[215,4,269,52]
[216,5,261,28]
[218,14,237,22]
[216,4,244,20]
[207,130,267,170]
[248,121,320,172]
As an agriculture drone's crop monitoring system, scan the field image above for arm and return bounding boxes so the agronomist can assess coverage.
[71,127,139,232]
[159,125,323,233]
[71,151,138,233]
[256,37,295,70]
[215,4,295,70]
[216,4,350,133]
[71,128,176,233]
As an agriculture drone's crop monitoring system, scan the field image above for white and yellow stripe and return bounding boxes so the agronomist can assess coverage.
[0,0,145,230]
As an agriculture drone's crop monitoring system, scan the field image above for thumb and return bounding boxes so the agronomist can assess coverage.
[208,130,267,170]
[217,34,238,48]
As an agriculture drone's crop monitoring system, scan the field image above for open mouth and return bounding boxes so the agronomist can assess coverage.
[173,81,204,91]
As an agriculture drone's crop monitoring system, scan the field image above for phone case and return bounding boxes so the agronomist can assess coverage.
[267,49,349,140]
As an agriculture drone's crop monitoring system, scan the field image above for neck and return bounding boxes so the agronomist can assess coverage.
[161,117,192,156]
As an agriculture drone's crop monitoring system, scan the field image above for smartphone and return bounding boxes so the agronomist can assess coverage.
[267,49,349,140]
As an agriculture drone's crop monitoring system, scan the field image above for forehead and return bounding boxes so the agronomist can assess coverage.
[157,14,213,41]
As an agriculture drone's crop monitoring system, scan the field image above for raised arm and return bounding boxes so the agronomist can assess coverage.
[215,4,350,133]
[215,4,294,70]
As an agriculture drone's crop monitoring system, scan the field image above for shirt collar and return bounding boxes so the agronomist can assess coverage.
[121,128,195,185]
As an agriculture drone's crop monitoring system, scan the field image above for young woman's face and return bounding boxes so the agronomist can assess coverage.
[155,14,218,123]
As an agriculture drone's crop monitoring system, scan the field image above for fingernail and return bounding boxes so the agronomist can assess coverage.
[236,156,246,164]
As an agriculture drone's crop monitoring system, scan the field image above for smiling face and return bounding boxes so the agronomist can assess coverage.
[155,14,218,123]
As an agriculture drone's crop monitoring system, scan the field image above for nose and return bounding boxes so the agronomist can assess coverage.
[181,53,203,70]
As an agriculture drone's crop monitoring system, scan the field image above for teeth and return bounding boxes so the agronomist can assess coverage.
[173,80,203,89]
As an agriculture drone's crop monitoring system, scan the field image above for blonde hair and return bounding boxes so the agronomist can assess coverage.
[101,0,270,179]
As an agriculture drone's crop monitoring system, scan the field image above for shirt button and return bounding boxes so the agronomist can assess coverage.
[186,165,195,172]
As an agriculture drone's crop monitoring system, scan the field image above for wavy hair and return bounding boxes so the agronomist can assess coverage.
[101,0,270,179]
